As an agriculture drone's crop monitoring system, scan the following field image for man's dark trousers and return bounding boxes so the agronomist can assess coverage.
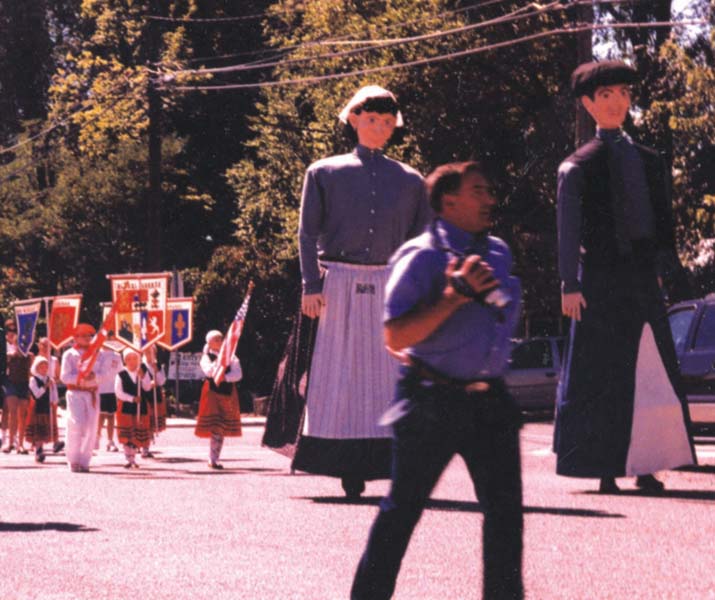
[351,373,524,600]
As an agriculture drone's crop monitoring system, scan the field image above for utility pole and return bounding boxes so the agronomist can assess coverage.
[146,5,162,271]
[575,1,595,147]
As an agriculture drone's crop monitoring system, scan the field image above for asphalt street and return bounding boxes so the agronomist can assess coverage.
[1,416,714,600]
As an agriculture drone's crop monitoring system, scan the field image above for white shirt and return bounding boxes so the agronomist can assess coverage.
[114,368,153,403]
[200,353,242,382]
[96,349,123,394]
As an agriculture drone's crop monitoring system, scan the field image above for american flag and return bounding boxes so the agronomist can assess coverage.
[78,304,118,384]
[213,282,254,386]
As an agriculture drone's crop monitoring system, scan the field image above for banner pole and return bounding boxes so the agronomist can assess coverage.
[44,296,55,443]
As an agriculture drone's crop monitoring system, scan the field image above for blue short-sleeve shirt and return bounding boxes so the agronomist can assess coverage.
[385,219,521,380]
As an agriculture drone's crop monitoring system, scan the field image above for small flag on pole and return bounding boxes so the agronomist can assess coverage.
[78,304,118,384]
[213,282,254,386]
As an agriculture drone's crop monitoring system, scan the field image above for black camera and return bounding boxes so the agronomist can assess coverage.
[449,256,511,308]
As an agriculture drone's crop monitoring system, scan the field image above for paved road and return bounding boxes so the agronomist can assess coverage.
[1,417,714,599]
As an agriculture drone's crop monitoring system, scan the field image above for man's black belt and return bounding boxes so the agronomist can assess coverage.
[409,358,497,393]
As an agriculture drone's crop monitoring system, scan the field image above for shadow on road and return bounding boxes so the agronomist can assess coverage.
[0,521,98,533]
[301,496,624,518]
[677,464,715,474]
[584,489,715,501]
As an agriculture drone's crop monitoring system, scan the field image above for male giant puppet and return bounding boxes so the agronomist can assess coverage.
[554,61,695,494]
[288,85,431,497]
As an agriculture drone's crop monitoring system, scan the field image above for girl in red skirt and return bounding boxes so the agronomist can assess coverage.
[195,330,242,469]
[114,349,152,469]
[26,356,55,463]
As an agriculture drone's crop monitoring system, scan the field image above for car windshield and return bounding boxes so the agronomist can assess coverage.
[669,307,696,354]
[693,305,715,350]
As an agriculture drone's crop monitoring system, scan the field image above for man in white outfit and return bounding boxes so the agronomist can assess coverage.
[60,323,104,473]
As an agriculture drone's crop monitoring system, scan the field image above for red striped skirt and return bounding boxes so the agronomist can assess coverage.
[117,402,152,447]
[194,381,242,439]
[25,407,52,444]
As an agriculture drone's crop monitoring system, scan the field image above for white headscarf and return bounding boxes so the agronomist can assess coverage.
[338,85,404,127]
[30,355,49,378]
[122,348,140,364]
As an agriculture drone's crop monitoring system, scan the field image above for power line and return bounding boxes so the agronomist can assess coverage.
[0,86,134,164]
[0,78,137,157]
[145,7,298,23]
[153,0,518,66]
[160,1,554,78]
[159,0,658,79]
[163,19,709,92]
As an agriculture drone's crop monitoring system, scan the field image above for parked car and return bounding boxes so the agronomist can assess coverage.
[668,294,715,434]
[504,336,564,411]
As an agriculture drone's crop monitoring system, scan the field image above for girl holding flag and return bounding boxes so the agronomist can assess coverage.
[194,283,251,469]
[195,329,243,469]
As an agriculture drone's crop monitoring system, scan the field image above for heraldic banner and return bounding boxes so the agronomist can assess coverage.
[100,302,125,353]
[14,300,42,356]
[109,273,171,353]
[49,295,82,350]
[158,297,194,352]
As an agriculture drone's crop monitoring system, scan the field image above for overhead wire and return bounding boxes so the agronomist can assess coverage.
[158,0,663,79]
[153,0,518,66]
[0,77,139,157]
[0,89,136,185]
[158,0,542,75]
[162,18,709,92]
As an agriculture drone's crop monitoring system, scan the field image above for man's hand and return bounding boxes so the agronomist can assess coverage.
[446,255,500,302]
[562,291,587,321]
[301,293,326,319]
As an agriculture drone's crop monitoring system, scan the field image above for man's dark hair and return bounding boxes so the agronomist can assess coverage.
[425,161,489,213]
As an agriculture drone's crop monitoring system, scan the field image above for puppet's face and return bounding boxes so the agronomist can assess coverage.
[348,110,397,150]
[581,84,631,129]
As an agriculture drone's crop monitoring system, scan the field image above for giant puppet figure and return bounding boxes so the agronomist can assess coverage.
[290,85,431,497]
[553,61,695,494]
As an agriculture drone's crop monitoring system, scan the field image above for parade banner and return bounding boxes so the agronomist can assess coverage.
[14,300,42,356]
[157,297,194,351]
[48,294,82,350]
[101,303,126,353]
[109,272,171,353]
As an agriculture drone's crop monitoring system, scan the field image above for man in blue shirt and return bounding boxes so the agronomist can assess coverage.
[351,161,523,600]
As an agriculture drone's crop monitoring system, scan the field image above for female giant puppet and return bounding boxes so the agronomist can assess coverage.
[263,85,431,498]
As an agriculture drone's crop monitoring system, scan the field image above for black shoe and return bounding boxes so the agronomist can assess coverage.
[53,441,65,453]
[598,477,620,494]
[341,477,366,499]
[208,461,224,470]
[636,474,665,493]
